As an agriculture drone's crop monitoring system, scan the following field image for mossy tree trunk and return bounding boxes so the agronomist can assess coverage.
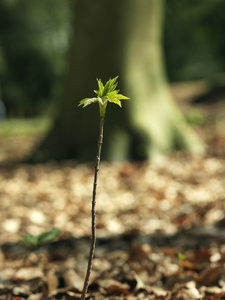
[31,0,204,162]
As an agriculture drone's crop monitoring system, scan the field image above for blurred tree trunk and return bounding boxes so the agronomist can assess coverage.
[31,0,204,162]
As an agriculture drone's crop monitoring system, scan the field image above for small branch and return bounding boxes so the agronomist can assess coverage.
[80,116,105,300]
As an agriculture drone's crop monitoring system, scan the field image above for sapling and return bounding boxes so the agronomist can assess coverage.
[78,76,129,300]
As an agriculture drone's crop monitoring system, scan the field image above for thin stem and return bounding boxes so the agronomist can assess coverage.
[80,116,105,300]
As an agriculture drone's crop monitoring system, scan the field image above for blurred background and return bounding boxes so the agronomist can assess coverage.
[0,0,225,163]
[0,0,72,118]
[1,2,225,296]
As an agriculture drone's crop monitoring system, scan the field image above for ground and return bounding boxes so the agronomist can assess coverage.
[0,82,225,299]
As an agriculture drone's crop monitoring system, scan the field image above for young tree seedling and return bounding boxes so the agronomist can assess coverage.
[21,227,62,248]
[78,76,129,300]
[21,227,61,265]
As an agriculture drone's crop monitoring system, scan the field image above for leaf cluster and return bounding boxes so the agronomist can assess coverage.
[21,228,61,248]
[78,76,129,117]
[94,76,129,107]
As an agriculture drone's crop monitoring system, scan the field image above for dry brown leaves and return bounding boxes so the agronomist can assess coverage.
[0,153,225,299]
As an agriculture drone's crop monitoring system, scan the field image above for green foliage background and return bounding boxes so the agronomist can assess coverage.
[164,0,225,81]
[0,0,224,117]
[0,0,72,117]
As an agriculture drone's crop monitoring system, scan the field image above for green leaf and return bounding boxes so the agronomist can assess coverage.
[21,228,62,247]
[97,78,104,97]
[109,76,119,90]
[114,94,130,100]
[108,98,122,107]
[178,252,186,264]
[107,91,130,107]
[78,97,99,108]
[37,228,62,244]
[21,234,38,247]
[102,76,118,97]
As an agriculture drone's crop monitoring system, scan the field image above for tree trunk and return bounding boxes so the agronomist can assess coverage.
[31,0,204,163]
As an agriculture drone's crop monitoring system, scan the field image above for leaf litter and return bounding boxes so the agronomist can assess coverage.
[0,94,225,299]
[0,153,225,299]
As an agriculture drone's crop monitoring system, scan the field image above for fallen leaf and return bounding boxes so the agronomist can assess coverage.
[196,264,223,286]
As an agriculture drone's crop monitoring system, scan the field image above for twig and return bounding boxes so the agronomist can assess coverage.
[80,117,105,300]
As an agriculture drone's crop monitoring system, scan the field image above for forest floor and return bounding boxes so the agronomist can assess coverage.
[0,82,225,299]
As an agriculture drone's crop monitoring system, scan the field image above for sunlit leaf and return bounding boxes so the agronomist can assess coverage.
[78,97,99,108]
[115,94,129,100]
[107,91,129,107]
[102,76,118,97]
[97,78,104,96]
[78,76,129,116]
[108,98,122,107]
